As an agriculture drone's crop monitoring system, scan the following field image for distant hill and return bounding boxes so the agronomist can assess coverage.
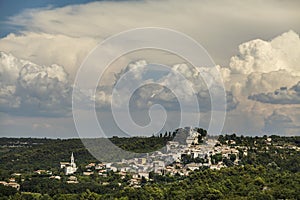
[0,135,173,173]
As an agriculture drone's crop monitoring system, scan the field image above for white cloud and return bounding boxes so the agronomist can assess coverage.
[0,0,299,74]
[220,30,300,136]
[0,32,97,79]
[229,30,300,75]
[0,51,72,116]
[0,51,26,108]
[9,0,299,38]
[110,60,238,112]
[225,31,300,100]
[1,0,300,136]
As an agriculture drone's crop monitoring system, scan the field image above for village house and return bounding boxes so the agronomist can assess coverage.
[85,163,96,169]
[0,181,20,190]
[138,171,149,180]
[83,171,94,176]
[49,175,61,180]
[67,176,78,184]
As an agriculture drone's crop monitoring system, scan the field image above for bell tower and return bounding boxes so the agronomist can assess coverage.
[70,152,76,168]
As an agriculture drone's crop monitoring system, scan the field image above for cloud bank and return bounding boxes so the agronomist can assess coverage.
[249,81,300,104]
[110,60,238,112]
[1,29,300,136]
[220,30,300,136]
[230,30,300,75]
[1,0,299,72]
[0,51,72,116]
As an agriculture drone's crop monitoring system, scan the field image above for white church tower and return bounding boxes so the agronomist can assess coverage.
[65,152,77,175]
[186,127,199,147]
[70,152,76,168]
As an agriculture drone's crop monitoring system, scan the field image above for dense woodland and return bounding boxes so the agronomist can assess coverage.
[0,133,299,200]
[0,135,174,175]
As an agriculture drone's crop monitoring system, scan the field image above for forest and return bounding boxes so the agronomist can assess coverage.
[0,133,299,200]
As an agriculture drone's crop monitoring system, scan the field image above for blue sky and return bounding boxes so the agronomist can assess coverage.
[0,0,104,37]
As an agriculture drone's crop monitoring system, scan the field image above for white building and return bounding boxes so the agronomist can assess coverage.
[166,141,179,152]
[0,181,20,190]
[61,153,78,175]
[186,127,199,147]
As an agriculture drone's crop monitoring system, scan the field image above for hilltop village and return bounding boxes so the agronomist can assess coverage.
[78,129,236,180]
[43,128,242,187]
[0,129,299,199]
[0,127,242,189]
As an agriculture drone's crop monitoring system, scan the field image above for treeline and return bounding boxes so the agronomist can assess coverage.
[1,165,299,199]
[109,136,172,153]
[0,127,207,174]
[218,134,300,147]
[218,134,300,173]
[0,138,96,175]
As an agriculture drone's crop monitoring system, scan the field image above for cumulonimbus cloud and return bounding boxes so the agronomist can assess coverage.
[229,30,300,75]
[110,60,238,112]
[0,52,238,117]
[221,30,300,135]
[0,51,72,116]
[226,30,300,100]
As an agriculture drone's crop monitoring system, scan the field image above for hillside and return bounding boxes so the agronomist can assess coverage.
[0,134,299,199]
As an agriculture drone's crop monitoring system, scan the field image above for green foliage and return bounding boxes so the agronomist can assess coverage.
[109,136,172,153]
[0,184,18,197]
[0,136,174,174]
[211,153,222,164]
[196,128,207,137]
[0,134,299,199]
[0,138,96,173]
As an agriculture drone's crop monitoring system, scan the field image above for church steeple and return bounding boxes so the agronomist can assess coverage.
[70,152,75,167]
[61,152,77,175]
[71,152,74,162]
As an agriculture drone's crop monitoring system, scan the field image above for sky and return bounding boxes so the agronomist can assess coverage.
[0,0,300,138]
[0,0,98,37]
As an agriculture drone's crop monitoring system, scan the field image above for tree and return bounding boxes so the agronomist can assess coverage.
[141,176,147,185]
[79,189,100,200]
[0,184,18,197]
[40,194,53,200]
[197,135,204,144]
[230,154,237,162]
